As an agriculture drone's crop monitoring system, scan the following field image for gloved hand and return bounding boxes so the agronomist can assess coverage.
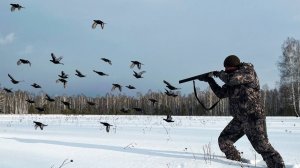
[212,71,221,77]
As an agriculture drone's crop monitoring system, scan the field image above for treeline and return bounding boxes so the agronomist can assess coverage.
[0,86,295,116]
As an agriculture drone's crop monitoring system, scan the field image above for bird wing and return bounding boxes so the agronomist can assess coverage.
[130,62,135,69]
[163,80,172,86]
[57,56,63,61]
[51,53,56,60]
[137,63,142,69]
[139,71,146,75]
[8,74,15,80]
[46,94,51,99]
[17,60,22,65]
[92,22,97,29]
[75,70,82,75]
[11,6,16,11]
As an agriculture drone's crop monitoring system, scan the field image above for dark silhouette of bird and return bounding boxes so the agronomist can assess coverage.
[120,107,130,113]
[56,78,67,88]
[10,4,24,12]
[165,89,178,97]
[17,59,31,66]
[50,53,64,65]
[130,61,143,69]
[111,83,122,92]
[3,87,13,93]
[8,74,24,84]
[163,80,180,90]
[61,101,71,109]
[25,98,35,104]
[75,70,86,78]
[163,114,174,123]
[33,121,47,130]
[45,94,55,102]
[58,71,69,79]
[93,70,108,76]
[148,98,158,106]
[132,107,143,113]
[92,20,106,29]
[31,83,41,89]
[125,85,136,89]
[87,101,96,106]
[101,58,112,65]
[100,122,112,133]
[133,70,146,79]
[35,107,45,113]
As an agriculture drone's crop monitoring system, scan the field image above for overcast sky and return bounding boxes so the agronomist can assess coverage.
[1,0,300,97]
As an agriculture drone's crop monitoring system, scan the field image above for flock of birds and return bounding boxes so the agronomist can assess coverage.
[6,3,179,132]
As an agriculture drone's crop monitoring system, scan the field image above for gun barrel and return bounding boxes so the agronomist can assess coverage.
[179,72,210,84]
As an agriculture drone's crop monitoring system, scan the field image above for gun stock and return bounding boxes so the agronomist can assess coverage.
[179,72,210,84]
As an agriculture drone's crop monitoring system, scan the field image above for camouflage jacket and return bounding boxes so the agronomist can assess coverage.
[208,63,264,120]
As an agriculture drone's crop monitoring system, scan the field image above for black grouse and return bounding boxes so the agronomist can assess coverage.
[100,122,113,132]
[92,20,106,29]
[50,53,64,65]
[17,59,31,66]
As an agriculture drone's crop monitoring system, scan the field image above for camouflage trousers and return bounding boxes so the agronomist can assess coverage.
[218,117,285,168]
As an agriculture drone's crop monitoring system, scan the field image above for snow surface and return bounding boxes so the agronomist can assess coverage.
[0,115,299,168]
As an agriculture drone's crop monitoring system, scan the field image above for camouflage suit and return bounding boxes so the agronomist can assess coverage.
[207,63,285,168]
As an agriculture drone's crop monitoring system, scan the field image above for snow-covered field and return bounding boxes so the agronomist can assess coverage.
[0,115,299,168]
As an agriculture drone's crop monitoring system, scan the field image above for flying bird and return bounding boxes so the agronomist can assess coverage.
[50,53,64,65]
[132,107,143,113]
[56,78,67,88]
[163,80,180,90]
[3,87,13,93]
[101,58,112,65]
[148,98,158,106]
[93,70,108,76]
[25,98,35,104]
[58,71,69,79]
[120,107,130,113]
[10,4,24,12]
[35,107,45,113]
[163,114,174,123]
[133,70,146,79]
[8,74,24,84]
[17,59,31,66]
[33,121,47,130]
[130,61,144,69]
[61,101,71,109]
[100,122,113,133]
[75,70,86,78]
[165,89,178,97]
[125,85,136,89]
[31,83,41,89]
[45,94,55,102]
[92,20,106,29]
[111,83,122,92]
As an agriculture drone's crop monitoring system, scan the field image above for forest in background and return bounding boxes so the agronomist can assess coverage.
[0,37,300,117]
